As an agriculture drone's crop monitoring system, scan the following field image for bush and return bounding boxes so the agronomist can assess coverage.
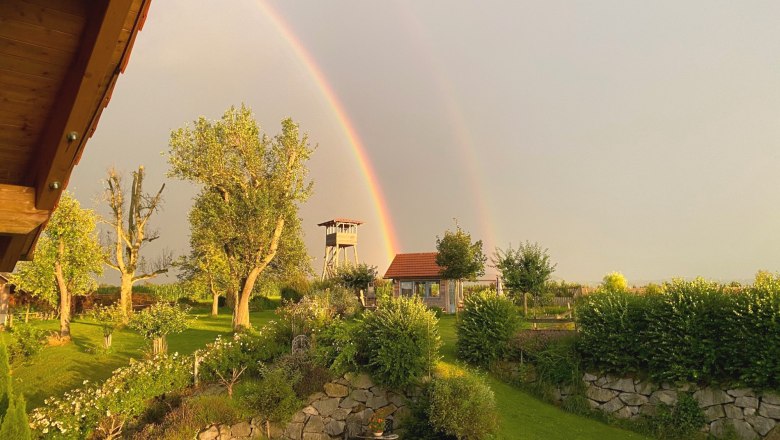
[456,290,520,367]
[0,394,31,440]
[314,319,360,376]
[30,354,191,439]
[576,276,780,388]
[427,370,499,440]
[134,394,251,440]
[277,351,332,398]
[309,286,360,318]
[275,295,334,343]
[649,393,706,439]
[358,296,441,388]
[533,335,580,386]
[242,366,302,438]
[8,324,47,363]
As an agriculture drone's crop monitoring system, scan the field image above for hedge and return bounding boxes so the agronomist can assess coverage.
[576,277,780,389]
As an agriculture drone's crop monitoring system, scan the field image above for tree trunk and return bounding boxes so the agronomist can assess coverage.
[104,333,112,349]
[24,303,29,323]
[210,279,219,316]
[54,256,71,340]
[233,268,261,331]
[153,336,167,355]
[120,274,133,321]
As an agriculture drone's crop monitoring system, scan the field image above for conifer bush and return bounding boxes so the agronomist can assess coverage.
[427,370,498,440]
[0,394,31,440]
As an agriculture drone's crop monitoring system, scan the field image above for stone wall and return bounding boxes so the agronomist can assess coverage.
[198,372,412,440]
[566,373,780,440]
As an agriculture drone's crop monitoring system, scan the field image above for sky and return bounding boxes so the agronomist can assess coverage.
[67,0,780,286]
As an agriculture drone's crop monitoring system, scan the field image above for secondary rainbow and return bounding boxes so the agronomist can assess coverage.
[255,1,399,264]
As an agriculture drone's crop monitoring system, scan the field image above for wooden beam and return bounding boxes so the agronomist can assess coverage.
[0,184,50,234]
[0,234,31,272]
[28,0,134,210]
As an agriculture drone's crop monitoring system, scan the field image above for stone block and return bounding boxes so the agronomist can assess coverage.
[600,397,625,414]
[766,425,780,440]
[744,407,757,417]
[582,372,598,382]
[388,392,406,407]
[619,392,648,406]
[724,403,744,420]
[304,416,325,433]
[350,389,371,403]
[308,392,326,404]
[324,383,349,398]
[302,433,330,440]
[760,403,780,419]
[694,388,734,407]
[728,389,756,398]
[198,425,219,440]
[586,386,618,403]
[747,415,776,436]
[303,406,319,416]
[736,396,760,409]
[325,420,346,437]
[704,404,725,422]
[640,403,657,417]
[231,422,252,437]
[613,406,633,419]
[284,422,304,440]
[340,396,358,408]
[367,394,389,409]
[351,373,375,389]
[650,390,678,406]
[312,398,340,417]
[711,419,758,440]
[331,408,350,421]
[764,393,780,406]
[634,381,657,396]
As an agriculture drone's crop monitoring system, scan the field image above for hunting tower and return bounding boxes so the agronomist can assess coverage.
[319,218,362,280]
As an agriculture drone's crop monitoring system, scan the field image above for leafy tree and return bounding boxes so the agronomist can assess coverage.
[436,223,486,282]
[168,105,313,330]
[89,304,125,350]
[11,192,103,339]
[243,366,302,438]
[177,242,233,316]
[600,271,628,292]
[492,241,556,303]
[335,263,377,292]
[104,166,173,320]
[129,303,190,355]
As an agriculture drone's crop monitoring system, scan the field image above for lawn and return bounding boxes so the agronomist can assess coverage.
[6,307,276,410]
[437,315,649,440]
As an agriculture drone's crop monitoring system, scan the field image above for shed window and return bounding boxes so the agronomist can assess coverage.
[400,281,413,297]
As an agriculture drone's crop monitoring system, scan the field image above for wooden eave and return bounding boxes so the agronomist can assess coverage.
[0,0,151,271]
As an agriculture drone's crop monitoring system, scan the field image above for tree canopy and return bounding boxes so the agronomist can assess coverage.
[435,223,486,281]
[168,105,313,330]
[492,241,556,299]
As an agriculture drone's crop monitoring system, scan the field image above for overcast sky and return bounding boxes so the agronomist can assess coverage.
[67,1,780,285]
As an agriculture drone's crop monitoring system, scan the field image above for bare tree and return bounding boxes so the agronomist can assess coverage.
[104,166,172,319]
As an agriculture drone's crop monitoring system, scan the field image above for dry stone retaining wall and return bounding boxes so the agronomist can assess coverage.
[564,373,780,440]
[197,372,412,440]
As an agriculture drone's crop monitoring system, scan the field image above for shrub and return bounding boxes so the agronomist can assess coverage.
[456,290,520,367]
[30,353,191,439]
[242,366,302,438]
[427,370,499,440]
[89,304,125,350]
[280,276,311,303]
[275,295,334,343]
[8,324,47,363]
[129,303,191,355]
[533,335,580,386]
[277,351,332,398]
[134,394,251,440]
[649,393,706,439]
[314,319,360,376]
[0,342,10,418]
[0,394,31,440]
[309,286,360,318]
[358,296,441,388]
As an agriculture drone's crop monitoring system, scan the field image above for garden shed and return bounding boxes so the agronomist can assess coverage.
[383,252,462,314]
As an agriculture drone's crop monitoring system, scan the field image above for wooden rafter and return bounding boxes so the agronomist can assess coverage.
[0,184,50,235]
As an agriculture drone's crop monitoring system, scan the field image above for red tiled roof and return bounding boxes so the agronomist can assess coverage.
[384,252,443,279]
[317,218,364,226]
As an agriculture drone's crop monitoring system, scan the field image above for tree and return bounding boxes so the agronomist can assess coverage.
[168,105,313,330]
[335,263,377,292]
[436,223,486,281]
[11,193,103,339]
[104,166,173,320]
[492,241,556,304]
[0,394,31,440]
[89,304,125,350]
[177,243,232,317]
[129,303,190,355]
[600,271,628,292]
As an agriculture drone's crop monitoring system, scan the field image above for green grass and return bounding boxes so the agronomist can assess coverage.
[5,306,276,410]
[438,315,649,440]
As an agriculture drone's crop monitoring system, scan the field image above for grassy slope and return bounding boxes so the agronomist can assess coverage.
[437,315,649,440]
[5,307,276,409]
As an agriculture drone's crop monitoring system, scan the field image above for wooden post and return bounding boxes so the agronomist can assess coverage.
[523,292,528,316]
[193,355,201,386]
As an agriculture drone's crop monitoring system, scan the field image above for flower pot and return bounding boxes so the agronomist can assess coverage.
[373,432,383,437]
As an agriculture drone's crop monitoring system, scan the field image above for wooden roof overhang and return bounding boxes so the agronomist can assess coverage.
[0,0,151,271]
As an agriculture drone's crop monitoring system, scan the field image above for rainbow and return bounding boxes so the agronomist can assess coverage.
[255,1,399,264]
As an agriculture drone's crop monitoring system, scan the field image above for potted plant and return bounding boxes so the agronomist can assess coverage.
[368,414,385,437]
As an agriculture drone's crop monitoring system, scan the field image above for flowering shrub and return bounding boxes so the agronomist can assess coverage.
[8,324,47,363]
[368,413,385,432]
[198,325,284,396]
[129,303,191,355]
[30,354,190,439]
